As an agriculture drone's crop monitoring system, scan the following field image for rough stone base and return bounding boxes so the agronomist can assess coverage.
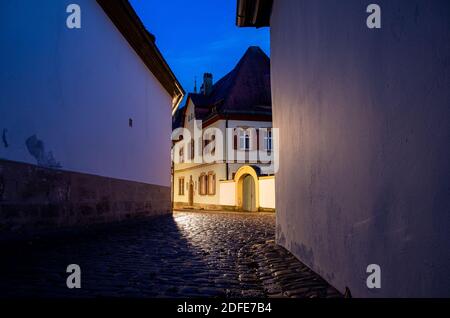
[238,240,343,298]
[173,202,236,212]
[173,202,275,213]
[0,159,170,237]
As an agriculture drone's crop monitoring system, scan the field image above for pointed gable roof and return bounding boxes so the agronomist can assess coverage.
[183,46,272,124]
[212,46,271,114]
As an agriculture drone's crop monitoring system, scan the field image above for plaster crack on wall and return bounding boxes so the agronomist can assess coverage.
[25,135,62,169]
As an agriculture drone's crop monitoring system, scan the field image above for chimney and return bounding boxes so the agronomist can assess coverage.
[201,73,213,95]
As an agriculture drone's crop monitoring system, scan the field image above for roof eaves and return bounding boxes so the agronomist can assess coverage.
[96,0,185,111]
[236,0,273,27]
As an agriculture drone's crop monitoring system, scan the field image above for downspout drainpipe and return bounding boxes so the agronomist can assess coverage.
[226,119,229,180]
[171,150,174,211]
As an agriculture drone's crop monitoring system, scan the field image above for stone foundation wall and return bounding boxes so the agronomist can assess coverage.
[0,159,171,236]
[173,202,275,213]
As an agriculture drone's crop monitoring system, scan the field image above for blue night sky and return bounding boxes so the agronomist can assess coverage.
[130,0,270,95]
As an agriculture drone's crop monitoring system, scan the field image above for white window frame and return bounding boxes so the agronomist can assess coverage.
[239,130,251,151]
[264,130,273,151]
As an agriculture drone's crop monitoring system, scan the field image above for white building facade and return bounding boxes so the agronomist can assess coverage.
[172,47,275,212]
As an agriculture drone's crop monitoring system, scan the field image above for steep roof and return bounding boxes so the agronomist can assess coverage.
[175,46,271,128]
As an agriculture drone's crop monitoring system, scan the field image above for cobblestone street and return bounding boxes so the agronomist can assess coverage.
[0,211,341,298]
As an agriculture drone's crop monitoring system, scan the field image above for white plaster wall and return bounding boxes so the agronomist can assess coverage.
[173,163,225,205]
[227,120,272,154]
[259,178,275,209]
[184,99,197,133]
[175,118,273,174]
[0,0,172,186]
[219,182,235,206]
[271,0,450,297]
[226,120,274,178]
[174,108,224,171]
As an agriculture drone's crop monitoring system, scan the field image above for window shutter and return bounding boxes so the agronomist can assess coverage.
[256,130,260,151]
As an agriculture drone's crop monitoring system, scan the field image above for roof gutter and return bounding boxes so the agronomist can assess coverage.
[236,0,273,27]
[236,0,246,27]
[172,89,184,115]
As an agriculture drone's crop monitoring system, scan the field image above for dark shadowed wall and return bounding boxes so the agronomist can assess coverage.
[0,159,170,237]
[0,0,174,234]
[271,0,450,297]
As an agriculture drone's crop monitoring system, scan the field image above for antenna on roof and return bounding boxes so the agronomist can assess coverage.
[194,76,197,93]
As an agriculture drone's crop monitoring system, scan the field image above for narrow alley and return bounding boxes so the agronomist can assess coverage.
[0,212,340,298]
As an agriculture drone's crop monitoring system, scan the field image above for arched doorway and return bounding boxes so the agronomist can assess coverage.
[234,166,260,212]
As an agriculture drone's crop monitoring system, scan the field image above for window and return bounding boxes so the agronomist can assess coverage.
[199,173,208,195]
[178,177,185,195]
[208,172,216,195]
[264,129,273,151]
[239,130,251,150]
[190,139,195,160]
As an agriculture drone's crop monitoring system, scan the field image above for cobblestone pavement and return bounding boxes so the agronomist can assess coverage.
[0,211,342,298]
